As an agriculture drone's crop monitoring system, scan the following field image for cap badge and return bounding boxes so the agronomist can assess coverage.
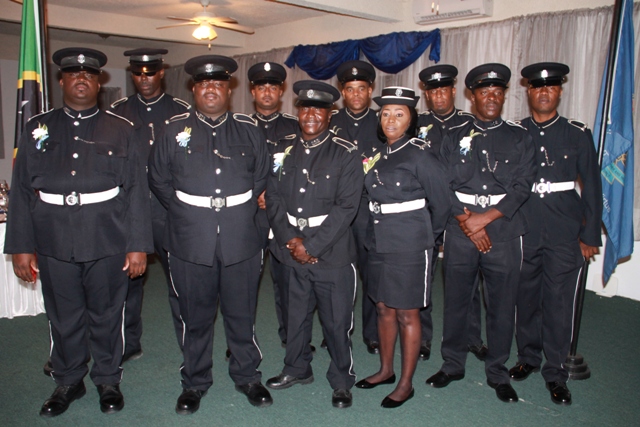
[395,88,403,97]
[432,72,442,80]
[307,89,314,98]
[351,67,358,76]
[205,64,214,73]
[264,62,271,71]
[488,71,498,79]
[142,55,150,61]
[541,70,548,78]
[77,54,85,64]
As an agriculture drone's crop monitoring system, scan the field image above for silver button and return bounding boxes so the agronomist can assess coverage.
[540,178,545,182]
[564,155,568,159]
[302,169,308,174]
[482,150,487,154]
[72,153,78,159]
[73,121,79,126]
[383,155,388,159]
[482,168,486,172]
[71,170,76,176]
[372,184,377,188]
[188,150,192,154]
[540,131,545,136]
[108,151,113,155]
[305,149,310,154]
[354,123,359,127]
[541,162,546,167]
[149,140,154,145]
[212,132,216,136]
[482,185,487,190]
[147,107,151,112]
[297,207,303,213]
[215,189,221,194]
[540,146,545,152]
[396,182,400,186]
[505,160,509,163]
[374,220,379,224]
[216,168,221,174]
[300,188,306,193]
[354,140,358,144]
[74,136,79,140]
[540,194,545,198]
[326,175,330,179]
[265,124,269,129]
[461,159,465,163]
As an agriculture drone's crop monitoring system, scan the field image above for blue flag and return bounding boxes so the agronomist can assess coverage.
[593,0,635,284]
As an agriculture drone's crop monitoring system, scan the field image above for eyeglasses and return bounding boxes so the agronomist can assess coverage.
[66,71,98,80]
[132,71,157,77]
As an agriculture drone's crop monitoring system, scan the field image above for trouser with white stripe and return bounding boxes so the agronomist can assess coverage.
[168,243,263,390]
[281,263,357,390]
[515,237,583,382]
[38,253,127,386]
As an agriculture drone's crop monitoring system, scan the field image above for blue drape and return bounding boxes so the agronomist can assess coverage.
[285,30,440,80]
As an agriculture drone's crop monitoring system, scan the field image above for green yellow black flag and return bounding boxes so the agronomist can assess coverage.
[15,0,49,159]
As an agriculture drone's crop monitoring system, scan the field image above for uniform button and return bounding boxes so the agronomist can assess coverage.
[354,140,358,144]
[297,207,303,213]
[71,170,76,176]
[540,178,545,182]
[541,162,546,167]
[354,123,359,127]
[73,121,79,126]
[108,151,113,155]
[305,149,310,154]
[300,188,306,193]
[216,168,221,174]
[540,194,545,198]
[482,168,486,172]
[302,169,308,174]
[461,159,465,163]
[396,182,400,186]
[540,131,545,136]
[215,189,221,194]
[265,124,269,129]
[482,185,487,190]
[540,146,545,151]
[372,184,377,188]
[147,107,152,112]
[482,150,487,154]
[326,175,330,179]
[212,132,216,136]
[74,136,79,140]
[374,220,379,224]
[505,160,509,163]
[241,152,245,156]
[188,149,192,154]
[282,171,286,175]
[72,153,78,159]
[483,133,487,137]
[383,155,388,159]
[149,140,154,145]
[564,155,568,159]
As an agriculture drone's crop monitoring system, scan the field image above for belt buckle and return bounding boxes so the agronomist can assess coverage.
[297,218,308,230]
[65,192,78,206]
[476,195,489,208]
[536,182,550,194]
[372,202,381,214]
[211,197,225,209]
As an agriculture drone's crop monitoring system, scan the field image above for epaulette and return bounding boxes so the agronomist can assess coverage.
[110,97,128,108]
[449,120,471,131]
[457,110,474,118]
[233,113,257,126]
[409,137,431,150]
[331,136,357,153]
[26,108,54,123]
[165,112,190,124]
[418,110,432,116]
[331,109,339,116]
[568,119,588,131]
[506,120,526,130]
[283,133,297,140]
[172,97,192,110]
[105,110,134,126]
[282,112,298,121]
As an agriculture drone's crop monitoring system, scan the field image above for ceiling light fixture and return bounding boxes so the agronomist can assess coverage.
[192,23,217,41]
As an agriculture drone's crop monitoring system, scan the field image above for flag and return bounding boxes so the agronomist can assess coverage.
[593,0,635,284]
[14,0,49,159]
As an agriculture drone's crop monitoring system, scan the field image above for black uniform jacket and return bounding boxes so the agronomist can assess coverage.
[417,108,475,156]
[520,115,602,247]
[266,129,363,268]
[148,110,269,267]
[330,107,383,155]
[440,117,536,242]
[4,105,153,261]
[364,136,451,253]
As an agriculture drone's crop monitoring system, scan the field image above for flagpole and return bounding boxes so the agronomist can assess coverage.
[38,0,50,111]
[565,0,626,381]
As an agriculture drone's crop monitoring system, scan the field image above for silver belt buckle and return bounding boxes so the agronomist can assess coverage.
[372,202,381,214]
[536,182,550,194]
[476,195,489,208]
[211,197,225,209]
[297,218,308,230]
[65,192,78,206]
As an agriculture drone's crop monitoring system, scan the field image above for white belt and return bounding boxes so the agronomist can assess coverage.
[39,187,120,206]
[176,189,252,209]
[455,191,505,209]
[531,181,575,194]
[369,199,426,215]
[287,212,327,230]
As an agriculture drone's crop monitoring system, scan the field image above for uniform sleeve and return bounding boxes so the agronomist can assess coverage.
[124,128,153,254]
[577,128,603,246]
[265,144,299,247]
[250,125,269,196]
[3,132,37,254]
[416,150,452,238]
[304,150,363,258]
[148,125,174,210]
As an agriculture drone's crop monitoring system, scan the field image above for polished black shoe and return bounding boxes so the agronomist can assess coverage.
[364,340,380,355]
[426,370,464,388]
[40,382,86,418]
[235,382,273,408]
[97,384,124,414]
[266,372,314,390]
[547,381,572,405]
[487,380,518,403]
[43,359,53,377]
[332,389,352,408]
[509,362,540,381]
[309,344,317,354]
[320,339,328,349]
[381,388,414,408]
[419,342,431,361]
[355,374,396,389]
[122,349,144,363]
[468,344,488,361]
[225,348,232,361]
[176,389,207,415]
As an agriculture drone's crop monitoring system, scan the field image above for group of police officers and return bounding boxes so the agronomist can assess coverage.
[4,45,601,417]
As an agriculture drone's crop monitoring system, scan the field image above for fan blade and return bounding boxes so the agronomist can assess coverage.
[209,16,238,24]
[156,22,198,30]
[166,16,198,22]
[213,22,255,34]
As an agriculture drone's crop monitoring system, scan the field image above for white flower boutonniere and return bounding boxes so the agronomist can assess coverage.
[418,124,433,140]
[176,127,191,147]
[362,152,381,174]
[459,130,481,156]
[32,123,49,151]
[273,145,293,180]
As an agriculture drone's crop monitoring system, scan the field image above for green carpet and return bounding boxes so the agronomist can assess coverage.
[1,257,639,427]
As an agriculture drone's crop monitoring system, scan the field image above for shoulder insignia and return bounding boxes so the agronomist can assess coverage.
[568,119,588,131]
[331,109,339,116]
[418,110,432,117]
[332,136,357,153]
[409,137,431,150]
[457,110,474,118]
[233,113,257,126]
[26,108,54,123]
[283,133,297,140]
[449,120,471,131]
[506,120,526,130]
[282,112,298,121]
[105,110,134,126]
[165,112,190,124]
[110,97,128,108]
[172,97,192,110]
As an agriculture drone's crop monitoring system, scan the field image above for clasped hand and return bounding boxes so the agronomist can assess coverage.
[286,237,318,265]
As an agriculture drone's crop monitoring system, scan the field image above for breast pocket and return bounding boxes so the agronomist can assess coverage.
[311,167,341,200]
[228,145,256,173]
[94,141,128,177]
[29,139,61,176]
[492,151,516,183]
[555,146,578,177]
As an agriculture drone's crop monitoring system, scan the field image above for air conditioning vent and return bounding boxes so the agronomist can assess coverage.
[413,0,493,24]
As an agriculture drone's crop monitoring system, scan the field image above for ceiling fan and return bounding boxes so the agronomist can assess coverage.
[157,0,255,41]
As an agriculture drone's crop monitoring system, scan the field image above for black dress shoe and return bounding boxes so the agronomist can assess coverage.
[266,372,314,390]
[43,359,53,377]
[487,380,518,403]
[355,374,396,389]
[547,381,572,405]
[97,384,124,414]
[40,382,86,418]
[225,348,232,361]
[364,340,380,355]
[332,389,352,408]
[176,389,207,415]
[509,362,540,381]
[235,382,273,407]
[309,344,317,354]
[419,343,431,361]
[426,370,464,388]
[381,388,414,408]
[468,344,488,361]
[122,349,144,363]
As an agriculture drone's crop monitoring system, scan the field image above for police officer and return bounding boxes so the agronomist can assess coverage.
[509,62,602,405]
[417,65,486,361]
[427,64,536,403]
[148,55,272,413]
[330,60,384,355]
[247,61,300,348]
[265,81,362,408]
[110,48,191,361]
[5,47,152,417]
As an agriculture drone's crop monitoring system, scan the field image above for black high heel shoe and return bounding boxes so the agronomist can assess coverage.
[380,388,414,408]
[355,374,396,389]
